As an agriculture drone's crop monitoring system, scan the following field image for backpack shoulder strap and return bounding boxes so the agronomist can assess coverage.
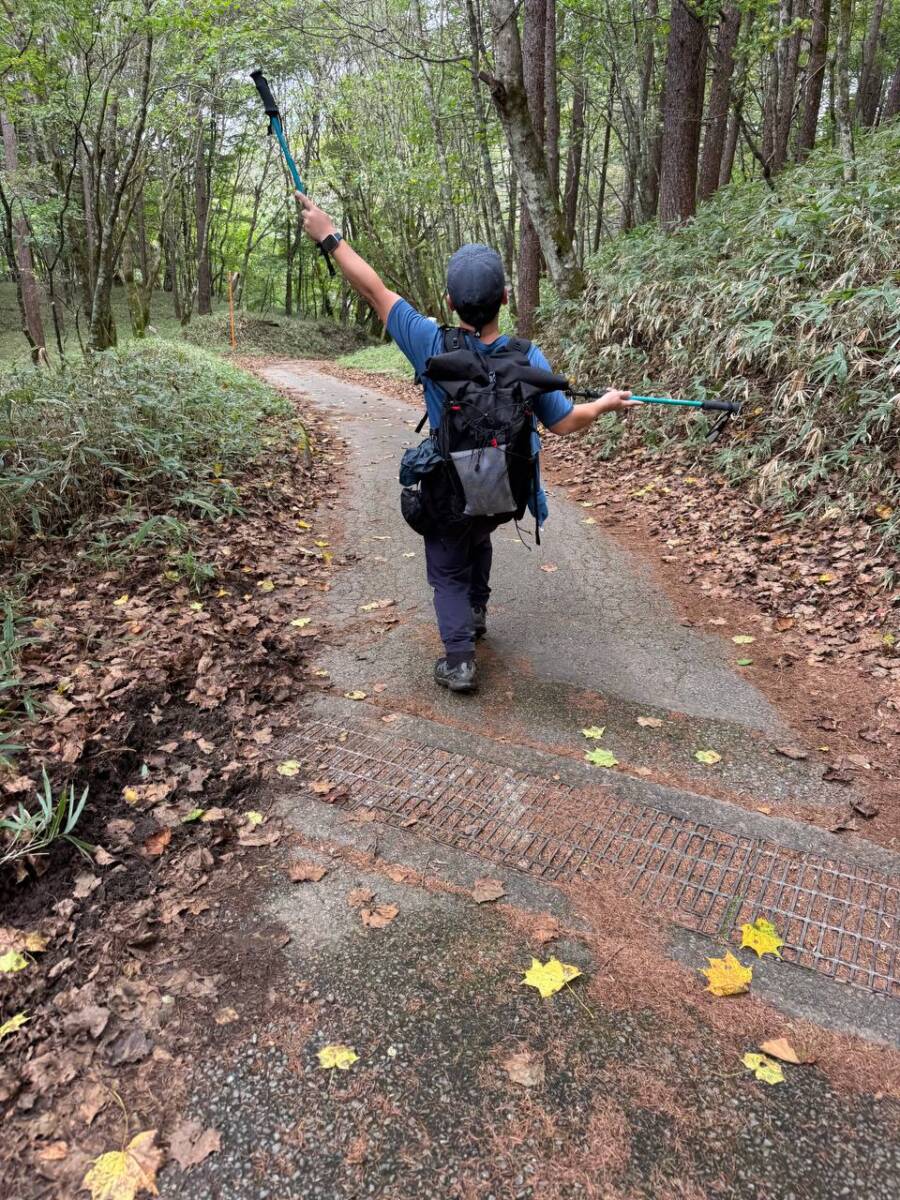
[504,336,532,358]
[441,325,468,353]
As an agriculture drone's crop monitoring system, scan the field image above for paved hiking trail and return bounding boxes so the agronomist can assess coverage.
[159,365,900,1200]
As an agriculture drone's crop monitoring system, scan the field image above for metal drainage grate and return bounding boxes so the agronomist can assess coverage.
[288,721,900,998]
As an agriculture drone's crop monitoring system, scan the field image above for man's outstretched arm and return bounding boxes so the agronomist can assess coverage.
[297,193,400,325]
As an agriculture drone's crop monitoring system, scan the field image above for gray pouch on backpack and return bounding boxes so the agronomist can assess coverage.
[450,445,516,516]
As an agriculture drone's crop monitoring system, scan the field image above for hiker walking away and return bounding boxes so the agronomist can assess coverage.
[296,192,637,693]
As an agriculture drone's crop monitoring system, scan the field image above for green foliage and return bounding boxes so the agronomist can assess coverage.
[546,124,900,533]
[337,343,412,377]
[181,312,372,359]
[0,341,297,555]
[0,768,91,869]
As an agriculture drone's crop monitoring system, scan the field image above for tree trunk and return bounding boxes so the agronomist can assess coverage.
[698,6,742,201]
[464,0,514,285]
[884,60,900,120]
[719,103,741,186]
[773,0,805,169]
[88,29,153,351]
[835,0,856,181]
[563,67,586,244]
[544,0,560,202]
[856,0,887,126]
[485,0,582,310]
[797,0,831,158]
[658,1,707,227]
[592,79,615,252]
[195,118,212,317]
[1,110,47,361]
[516,0,546,336]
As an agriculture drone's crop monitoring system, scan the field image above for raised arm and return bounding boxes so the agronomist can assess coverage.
[548,391,638,434]
[296,193,400,325]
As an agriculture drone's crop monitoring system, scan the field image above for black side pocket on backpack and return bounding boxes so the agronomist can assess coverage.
[400,486,434,537]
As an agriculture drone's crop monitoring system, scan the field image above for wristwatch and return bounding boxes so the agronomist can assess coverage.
[318,231,343,255]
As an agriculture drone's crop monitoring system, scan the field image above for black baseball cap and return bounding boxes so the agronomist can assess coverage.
[446,244,506,328]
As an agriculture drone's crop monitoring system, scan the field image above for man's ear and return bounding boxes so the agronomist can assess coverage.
[500,288,509,307]
[445,293,456,314]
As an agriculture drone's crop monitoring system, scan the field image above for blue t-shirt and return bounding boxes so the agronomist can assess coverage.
[386,298,572,525]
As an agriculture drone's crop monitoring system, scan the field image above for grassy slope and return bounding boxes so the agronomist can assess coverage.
[0,283,372,366]
[544,124,900,530]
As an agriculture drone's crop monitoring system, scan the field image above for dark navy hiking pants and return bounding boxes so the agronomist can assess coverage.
[424,518,498,658]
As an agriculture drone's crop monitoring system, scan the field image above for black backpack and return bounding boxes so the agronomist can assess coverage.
[400,327,568,539]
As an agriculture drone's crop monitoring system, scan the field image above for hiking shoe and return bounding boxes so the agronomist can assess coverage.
[434,657,478,693]
[472,606,487,640]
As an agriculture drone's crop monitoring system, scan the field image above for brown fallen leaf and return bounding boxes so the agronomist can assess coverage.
[168,1119,221,1171]
[774,746,808,761]
[360,904,399,929]
[760,1037,816,1065]
[774,616,795,632]
[502,1050,545,1087]
[385,865,415,884]
[309,780,337,795]
[73,873,101,899]
[539,563,559,573]
[756,805,773,815]
[289,862,327,883]
[143,828,172,858]
[533,914,561,944]
[347,887,376,908]
[214,1007,239,1026]
[829,817,858,834]
[237,825,282,847]
[351,808,378,823]
[36,1141,69,1162]
[850,797,879,819]
[636,716,664,729]
[472,878,506,904]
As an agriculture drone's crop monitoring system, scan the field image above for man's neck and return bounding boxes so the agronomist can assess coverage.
[458,319,502,344]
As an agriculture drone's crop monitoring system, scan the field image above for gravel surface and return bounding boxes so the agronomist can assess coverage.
[159,885,900,1199]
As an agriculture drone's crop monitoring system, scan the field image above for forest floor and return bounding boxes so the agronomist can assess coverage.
[3,360,899,1199]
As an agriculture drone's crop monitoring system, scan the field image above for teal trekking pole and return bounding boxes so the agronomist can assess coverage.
[569,388,740,442]
[250,70,335,276]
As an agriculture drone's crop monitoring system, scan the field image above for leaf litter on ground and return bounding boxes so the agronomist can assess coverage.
[82,1129,162,1200]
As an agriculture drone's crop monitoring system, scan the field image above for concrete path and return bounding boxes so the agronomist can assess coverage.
[159,365,900,1200]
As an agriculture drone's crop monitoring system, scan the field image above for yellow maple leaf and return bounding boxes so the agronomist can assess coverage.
[584,748,618,768]
[277,760,301,777]
[0,950,28,974]
[244,811,264,826]
[344,690,367,700]
[522,956,582,999]
[0,1011,29,1040]
[290,617,312,628]
[112,594,129,607]
[296,519,312,529]
[731,635,755,645]
[741,916,784,959]
[694,749,722,765]
[257,579,275,592]
[317,1043,359,1070]
[122,787,139,805]
[82,1129,161,1200]
[701,951,752,996]
[741,1052,784,1084]
[581,725,606,740]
